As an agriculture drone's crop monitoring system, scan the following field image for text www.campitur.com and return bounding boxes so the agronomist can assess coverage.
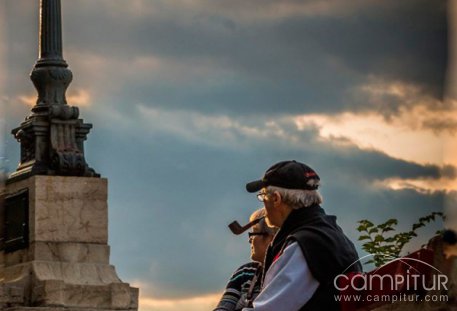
[334,294,449,303]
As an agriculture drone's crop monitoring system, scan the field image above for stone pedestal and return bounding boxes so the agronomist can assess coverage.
[0,176,138,310]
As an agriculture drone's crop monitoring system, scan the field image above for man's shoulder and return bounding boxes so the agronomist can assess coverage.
[290,213,341,237]
[285,215,361,282]
[288,215,356,256]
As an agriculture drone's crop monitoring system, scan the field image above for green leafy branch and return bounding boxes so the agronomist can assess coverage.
[357,212,445,267]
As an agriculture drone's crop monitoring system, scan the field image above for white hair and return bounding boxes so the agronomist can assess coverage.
[266,186,323,209]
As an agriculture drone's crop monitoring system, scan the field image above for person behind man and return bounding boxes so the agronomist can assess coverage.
[214,208,278,311]
[243,160,362,311]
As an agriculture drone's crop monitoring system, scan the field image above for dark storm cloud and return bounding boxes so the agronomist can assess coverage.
[287,0,448,96]
[3,0,447,119]
[63,0,447,87]
[100,0,446,116]
[422,117,457,134]
[441,164,457,179]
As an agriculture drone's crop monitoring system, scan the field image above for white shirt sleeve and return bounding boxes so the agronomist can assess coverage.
[242,242,319,311]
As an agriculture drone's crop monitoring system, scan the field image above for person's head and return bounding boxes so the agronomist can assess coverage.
[246,160,322,228]
[249,208,278,262]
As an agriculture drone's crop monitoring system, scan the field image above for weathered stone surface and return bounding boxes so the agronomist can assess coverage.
[32,262,121,285]
[32,242,110,264]
[34,176,108,244]
[109,283,134,309]
[4,242,110,267]
[5,176,108,245]
[30,281,138,309]
[0,284,24,305]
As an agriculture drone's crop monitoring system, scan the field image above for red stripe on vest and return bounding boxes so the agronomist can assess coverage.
[273,251,283,263]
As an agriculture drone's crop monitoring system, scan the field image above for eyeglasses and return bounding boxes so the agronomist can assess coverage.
[248,232,269,243]
[256,192,269,202]
[248,232,268,238]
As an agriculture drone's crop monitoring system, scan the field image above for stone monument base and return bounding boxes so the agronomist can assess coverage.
[0,176,138,310]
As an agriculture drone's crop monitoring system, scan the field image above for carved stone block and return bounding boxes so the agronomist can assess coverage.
[5,176,108,244]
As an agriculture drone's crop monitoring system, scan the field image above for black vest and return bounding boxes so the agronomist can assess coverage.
[263,205,362,311]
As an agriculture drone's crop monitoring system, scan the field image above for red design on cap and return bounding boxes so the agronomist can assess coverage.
[304,171,317,177]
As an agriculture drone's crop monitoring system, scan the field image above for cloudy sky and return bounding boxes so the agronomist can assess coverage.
[1,1,455,310]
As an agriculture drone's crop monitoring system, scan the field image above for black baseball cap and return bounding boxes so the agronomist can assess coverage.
[246,160,320,193]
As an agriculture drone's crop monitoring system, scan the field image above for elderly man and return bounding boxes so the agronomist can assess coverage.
[243,160,361,311]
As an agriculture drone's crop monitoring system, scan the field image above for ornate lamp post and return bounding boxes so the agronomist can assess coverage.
[10,0,98,181]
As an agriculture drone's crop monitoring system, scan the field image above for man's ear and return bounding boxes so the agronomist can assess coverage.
[272,191,281,206]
